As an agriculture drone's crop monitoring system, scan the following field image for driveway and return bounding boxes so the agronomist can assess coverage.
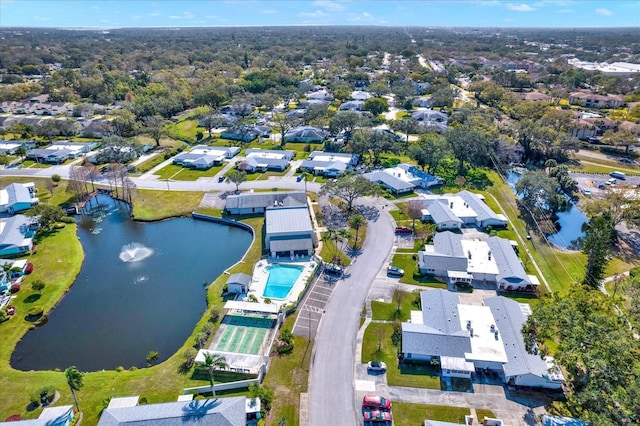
[308,200,395,426]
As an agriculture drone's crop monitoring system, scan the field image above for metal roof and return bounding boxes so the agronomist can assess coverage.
[98,397,247,426]
[269,237,313,252]
[266,206,313,234]
[225,191,306,210]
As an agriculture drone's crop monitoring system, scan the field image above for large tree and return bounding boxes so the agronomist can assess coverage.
[349,128,399,165]
[362,97,389,116]
[227,169,247,192]
[601,128,639,155]
[64,366,84,412]
[445,124,492,174]
[143,115,167,146]
[409,132,450,173]
[581,214,614,289]
[320,174,379,213]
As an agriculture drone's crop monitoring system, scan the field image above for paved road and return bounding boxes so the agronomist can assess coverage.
[0,165,322,193]
[308,200,395,426]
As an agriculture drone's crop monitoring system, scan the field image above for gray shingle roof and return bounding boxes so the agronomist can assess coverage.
[243,157,289,169]
[0,215,34,251]
[225,192,306,210]
[484,297,548,378]
[362,171,414,192]
[266,205,313,234]
[457,191,502,223]
[425,201,462,225]
[227,273,251,287]
[3,183,32,206]
[402,290,472,358]
[284,126,328,141]
[98,397,247,426]
[486,237,529,285]
[433,231,465,257]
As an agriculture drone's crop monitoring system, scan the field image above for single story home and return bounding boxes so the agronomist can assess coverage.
[518,92,552,102]
[173,145,240,169]
[411,109,449,132]
[299,151,358,177]
[47,141,100,157]
[240,149,295,172]
[26,148,72,164]
[418,231,538,291]
[306,89,334,101]
[221,125,261,143]
[412,97,433,108]
[0,215,39,257]
[224,191,307,215]
[363,164,443,194]
[402,290,564,389]
[226,273,252,294]
[98,395,253,426]
[0,140,37,155]
[0,182,39,215]
[420,191,507,230]
[0,405,75,426]
[339,100,364,111]
[350,90,373,101]
[265,205,315,258]
[284,126,329,143]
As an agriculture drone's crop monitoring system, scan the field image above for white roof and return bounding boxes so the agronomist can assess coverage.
[224,300,279,314]
[458,304,508,364]
[107,396,140,409]
[460,239,500,275]
[247,151,287,160]
[441,356,474,372]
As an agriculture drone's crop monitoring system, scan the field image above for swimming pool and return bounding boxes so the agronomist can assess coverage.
[263,264,304,299]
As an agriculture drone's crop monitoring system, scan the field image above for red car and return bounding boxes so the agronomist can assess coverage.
[362,395,392,410]
[395,226,413,234]
[363,410,393,423]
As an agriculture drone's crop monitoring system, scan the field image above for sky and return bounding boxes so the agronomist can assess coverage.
[0,0,639,28]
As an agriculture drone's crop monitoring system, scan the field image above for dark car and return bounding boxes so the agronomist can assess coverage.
[218,176,225,182]
[395,226,413,234]
[387,266,405,277]
[363,410,393,423]
[324,263,343,276]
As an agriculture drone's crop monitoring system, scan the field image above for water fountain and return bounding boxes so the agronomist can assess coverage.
[119,242,154,262]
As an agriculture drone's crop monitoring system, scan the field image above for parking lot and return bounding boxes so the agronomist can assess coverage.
[292,272,338,339]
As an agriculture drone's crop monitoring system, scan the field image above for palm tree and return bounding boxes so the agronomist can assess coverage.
[300,171,312,193]
[200,352,228,396]
[64,366,84,412]
[348,214,366,249]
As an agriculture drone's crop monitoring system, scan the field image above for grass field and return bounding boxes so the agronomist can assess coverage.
[393,253,447,288]
[132,189,203,220]
[153,163,225,181]
[393,402,470,426]
[371,293,417,322]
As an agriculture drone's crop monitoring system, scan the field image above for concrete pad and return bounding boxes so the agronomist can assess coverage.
[355,380,377,392]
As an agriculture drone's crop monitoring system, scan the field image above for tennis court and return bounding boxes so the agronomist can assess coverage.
[212,314,276,355]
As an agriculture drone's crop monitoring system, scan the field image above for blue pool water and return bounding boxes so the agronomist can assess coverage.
[263,264,304,299]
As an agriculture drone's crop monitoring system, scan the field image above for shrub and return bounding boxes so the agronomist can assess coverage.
[0,310,7,323]
[210,307,222,323]
[38,386,56,403]
[129,366,138,371]
[60,216,76,224]
[138,397,148,405]
[115,366,124,372]
[276,343,294,355]
[10,283,20,294]
[27,306,43,317]
[201,322,214,336]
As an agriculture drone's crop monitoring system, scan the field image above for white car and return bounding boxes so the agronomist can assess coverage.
[367,361,387,372]
[581,188,591,196]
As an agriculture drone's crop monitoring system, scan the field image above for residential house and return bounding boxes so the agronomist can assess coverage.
[299,151,358,177]
[0,140,37,156]
[411,109,449,132]
[240,149,295,172]
[306,89,334,101]
[401,290,564,389]
[420,191,509,230]
[0,269,8,292]
[339,100,364,111]
[26,148,72,164]
[412,97,433,108]
[98,396,252,426]
[226,273,252,294]
[48,141,100,158]
[224,191,307,215]
[297,99,331,109]
[0,215,38,257]
[0,116,17,130]
[569,92,625,109]
[0,182,39,214]
[518,92,552,102]
[265,205,315,258]
[221,125,261,143]
[363,164,443,195]
[173,145,240,169]
[350,90,372,101]
[417,231,538,291]
[284,126,329,143]
[0,405,75,426]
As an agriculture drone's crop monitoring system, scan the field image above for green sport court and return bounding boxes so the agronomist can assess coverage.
[212,314,276,355]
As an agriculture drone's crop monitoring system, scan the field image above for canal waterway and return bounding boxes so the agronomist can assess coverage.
[11,195,252,371]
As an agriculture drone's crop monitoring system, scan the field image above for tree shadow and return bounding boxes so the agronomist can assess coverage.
[24,294,41,304]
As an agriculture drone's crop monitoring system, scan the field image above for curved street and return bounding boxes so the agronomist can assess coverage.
[308,199,394,426]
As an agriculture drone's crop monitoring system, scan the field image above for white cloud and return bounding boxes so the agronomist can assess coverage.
[557,8,573,14]
[260,9,278,14]
[312,1,345,12]
[506,3,535,12]
[169,15,181,19]
[299,10,329,18]
[149,11,161,17]
[596,8,613,16]
[362,12,373,19]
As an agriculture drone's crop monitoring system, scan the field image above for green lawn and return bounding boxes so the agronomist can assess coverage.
[21,160,51,168]
[572,154,640,176]
[153,164,225,181]
[132,189,204,220]
[393,403,470,426]
[361,323,440,389]
[371,294,417,322]
[261,314,312,426]
[475,408,497,420]
[392,254,447,288]
[320,241,351,266]
[168,119,200,143]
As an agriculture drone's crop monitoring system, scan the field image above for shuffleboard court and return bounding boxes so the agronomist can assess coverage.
[211,314,275,355]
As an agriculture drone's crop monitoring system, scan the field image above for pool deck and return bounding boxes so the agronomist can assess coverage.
[247,257,317,308]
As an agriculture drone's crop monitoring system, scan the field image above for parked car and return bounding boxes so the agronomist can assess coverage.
[395,226,413,234]
[324,263,343,276]
[362,395,392,410]
[218,176,225,183]
[363,410,393,422]
[387,266,404,277]
[619,158,634,164]
[367,361,387,372]
[598,182,606,189]
[296,175,304,182]
[581,188,592,196]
